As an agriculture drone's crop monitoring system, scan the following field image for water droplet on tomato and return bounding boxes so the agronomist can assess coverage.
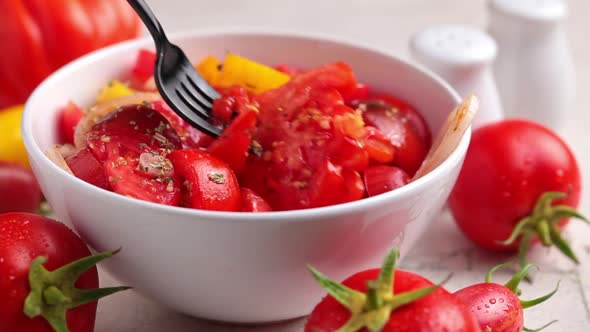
[8,275,15,281]
[555,169,565,177]
[490,299,496,304]
[477,306,482,310]
[0,257,3,263]
[499,298,504,303]
[502,191,511,198]
[485,304,490,308]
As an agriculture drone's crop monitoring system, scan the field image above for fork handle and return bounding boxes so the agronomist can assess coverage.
[126,0,169,52]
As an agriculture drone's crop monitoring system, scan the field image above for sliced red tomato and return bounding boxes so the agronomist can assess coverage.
[362,126,395,164]
[168,149,240,211]
[364,165,410,197]
[307,161,346,209]
[104,146,180,205]
[342,169,366,203]
[131,49,156,83]
[275,64,300,76]
[357,98,430,176]
[208,107,258,176]
[327,134,369,172]
[238,63,370,211]
[151,100,214,149]
[58,101,85,144]
[211,85,256,124]
[368,93,432,147]
[342,83,369,104]
[240,188,272,212]
[86,104,182,162]
[85,105,182,205]
[65,147,111,191]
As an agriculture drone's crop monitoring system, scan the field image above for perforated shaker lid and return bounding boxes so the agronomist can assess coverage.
[489,0,567,21]
[410,24,498,67]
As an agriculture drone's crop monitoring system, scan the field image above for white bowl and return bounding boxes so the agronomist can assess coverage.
[22,29,468,323]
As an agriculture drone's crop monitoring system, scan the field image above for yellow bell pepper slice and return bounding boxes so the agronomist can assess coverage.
[0,105,29,167]
[197,54,290,94]
[97,80,135,103]
[196,55,222,86]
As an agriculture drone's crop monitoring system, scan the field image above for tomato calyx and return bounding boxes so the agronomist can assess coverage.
[23,250,130,332]
[499,191,589,270]
[307,248,446,332]
[485,262,559,332]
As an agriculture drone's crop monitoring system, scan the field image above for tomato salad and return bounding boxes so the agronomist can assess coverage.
[49,52,431,212]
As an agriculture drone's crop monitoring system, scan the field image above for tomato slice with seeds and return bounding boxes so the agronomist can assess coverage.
[364,165,410,197]
[168,149,240,212]
[84,105,183,205]
[358,98,430,176]
[65,147,111,191]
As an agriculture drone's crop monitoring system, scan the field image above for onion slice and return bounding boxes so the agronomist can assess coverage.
[412,95,479,181]
[45,144,77,174]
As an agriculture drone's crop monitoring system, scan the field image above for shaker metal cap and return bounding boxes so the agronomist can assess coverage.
[410,24,497,67]
[489,0,567,21]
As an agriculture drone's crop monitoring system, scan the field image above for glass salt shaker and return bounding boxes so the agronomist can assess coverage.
[410,24,503,129]
[488,0,575,130]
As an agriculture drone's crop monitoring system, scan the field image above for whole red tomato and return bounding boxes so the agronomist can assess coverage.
[0,0,141,108]
[455,263,558,332]
[0,213,128,332]
[448,119,584,268]
[0,161,42,213]
[305,248,481,332]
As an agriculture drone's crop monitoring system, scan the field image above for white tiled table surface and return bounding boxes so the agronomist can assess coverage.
[96,0,590,330]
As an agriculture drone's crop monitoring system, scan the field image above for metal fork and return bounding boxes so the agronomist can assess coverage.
[127,0,221,137]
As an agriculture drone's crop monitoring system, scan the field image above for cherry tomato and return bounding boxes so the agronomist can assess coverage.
[455,263,558,332]
[240,188,272,212]
[364,165,410,197]
[58,102,85,144]
[448,120,582,267]
[0,161,42,213]
[357,98,431,176]
[168,149,241,212]
[85,105,183,206]
[0,105,28,167]
[306,248,481,332]
[0,213,128,332]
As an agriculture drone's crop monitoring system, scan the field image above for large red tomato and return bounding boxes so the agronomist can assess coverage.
[0,0,141,108]
[449,119,583,267]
